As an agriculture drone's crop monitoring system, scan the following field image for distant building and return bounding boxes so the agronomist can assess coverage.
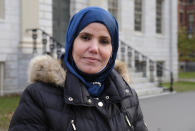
[0,0,178,95]
[178,0,195,35]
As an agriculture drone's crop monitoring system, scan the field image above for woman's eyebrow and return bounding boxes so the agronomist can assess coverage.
[79,31,91,35]
[100,36,110,39]
[79,31,111,39]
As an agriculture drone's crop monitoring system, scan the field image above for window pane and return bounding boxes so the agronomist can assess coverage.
[156,0,163,34]
[188,14,194,33]
[189,14,194,22]
[180,13,183,25]
[0,0,5,19]
[189,0,194,4]
[134,0,142,31]
[156,61,164,77]
[108,0,118,20]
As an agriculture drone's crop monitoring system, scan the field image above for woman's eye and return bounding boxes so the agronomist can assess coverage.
[100,39,110,45]
[80,35,90,41]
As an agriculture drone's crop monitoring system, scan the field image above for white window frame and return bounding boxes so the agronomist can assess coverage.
[0,0,5,20]
[134,0,143,32]
[156,0,164,34]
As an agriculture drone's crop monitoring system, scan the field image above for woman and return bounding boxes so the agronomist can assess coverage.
[9,7,148,131]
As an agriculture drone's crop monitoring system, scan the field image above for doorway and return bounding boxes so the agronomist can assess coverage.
[53,0,70,45]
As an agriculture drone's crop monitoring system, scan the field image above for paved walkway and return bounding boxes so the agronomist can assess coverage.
[140,92,195,131]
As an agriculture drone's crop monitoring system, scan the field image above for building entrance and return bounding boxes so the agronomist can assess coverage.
[53,0,70,45]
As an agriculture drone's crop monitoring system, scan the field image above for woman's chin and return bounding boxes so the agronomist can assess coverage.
[80,67,101,74]
[82,69,99,74]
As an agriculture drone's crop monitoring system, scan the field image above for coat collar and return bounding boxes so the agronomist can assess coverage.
[63,70,132,106]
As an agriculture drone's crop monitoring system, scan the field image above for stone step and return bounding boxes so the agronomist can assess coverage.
[129,71,144,78]
[135,87,164,97]
[130,77,150,83]
[129,82,158,89]
[124,67,165,97]
[127,70,165,97]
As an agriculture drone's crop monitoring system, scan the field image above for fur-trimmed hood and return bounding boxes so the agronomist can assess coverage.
[28,55,130,87]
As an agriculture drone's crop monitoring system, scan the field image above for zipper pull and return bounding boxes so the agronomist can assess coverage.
[71,120,77,130]
[125,115,132,127]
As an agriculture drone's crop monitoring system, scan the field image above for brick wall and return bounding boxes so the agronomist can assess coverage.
[178,0,195,33]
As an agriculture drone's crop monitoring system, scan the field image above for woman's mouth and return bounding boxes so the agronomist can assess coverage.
[83,57,99,63]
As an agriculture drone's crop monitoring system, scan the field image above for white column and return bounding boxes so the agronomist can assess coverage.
[20,0,53,54]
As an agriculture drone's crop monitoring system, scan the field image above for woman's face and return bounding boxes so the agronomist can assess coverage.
[72,23,112,74]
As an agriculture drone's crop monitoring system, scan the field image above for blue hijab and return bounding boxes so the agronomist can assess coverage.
[64,7,119,97]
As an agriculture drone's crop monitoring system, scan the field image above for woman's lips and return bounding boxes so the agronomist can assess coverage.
[83,57,100,63]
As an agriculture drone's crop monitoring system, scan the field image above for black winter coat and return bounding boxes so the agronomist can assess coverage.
[9,55,148,131]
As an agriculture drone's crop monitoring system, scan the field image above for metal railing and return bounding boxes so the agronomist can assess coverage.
[26,28,64,58]
[118,40,174,92]
[26,28,174,92]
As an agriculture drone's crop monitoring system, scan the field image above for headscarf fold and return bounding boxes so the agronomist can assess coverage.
[64,7,119,97]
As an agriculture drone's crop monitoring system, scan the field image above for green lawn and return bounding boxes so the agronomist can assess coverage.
[0,95,20,129]
[179,72,195,79]
[174,81,195,92]
[162,71,195,92]
[163,81,195,92]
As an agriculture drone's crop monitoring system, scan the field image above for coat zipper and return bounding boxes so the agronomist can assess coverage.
[71,120,77,130]
[125,114,134,130]
[125,115,132,127]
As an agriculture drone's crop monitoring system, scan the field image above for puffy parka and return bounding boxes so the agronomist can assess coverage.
[9,55,148,131]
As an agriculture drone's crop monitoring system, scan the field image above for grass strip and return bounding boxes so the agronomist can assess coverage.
[179,72,195,79]
[0,95,20,129]
[163,81,195,92]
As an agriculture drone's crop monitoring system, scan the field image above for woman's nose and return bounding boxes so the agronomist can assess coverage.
[88,39,99,53]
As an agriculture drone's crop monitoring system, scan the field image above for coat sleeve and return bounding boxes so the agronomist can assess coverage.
[9,84,49,131]
[133,94,148,131]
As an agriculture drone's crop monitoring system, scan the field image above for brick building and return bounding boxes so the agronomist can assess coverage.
[178,0,195,35]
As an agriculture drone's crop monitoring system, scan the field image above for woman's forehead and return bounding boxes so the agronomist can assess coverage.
[79,23,111,38]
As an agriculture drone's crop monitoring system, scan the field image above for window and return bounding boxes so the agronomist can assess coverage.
[120,43,125,62]
[180,12,183,26]
[156,0,164,34]
[188,0,194,4]
[108,0,118,20]
[0,0,5,19]
[188,13,194,34]
[156,61,164,77]
[134,0,142,31]
[127,47,132,68]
